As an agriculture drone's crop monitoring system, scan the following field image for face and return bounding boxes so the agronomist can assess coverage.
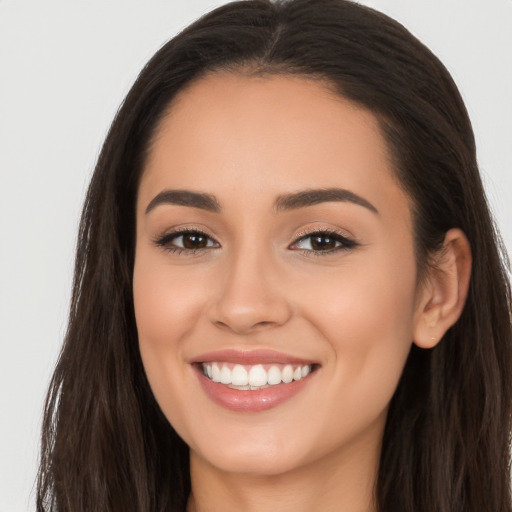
[133,73,424,477]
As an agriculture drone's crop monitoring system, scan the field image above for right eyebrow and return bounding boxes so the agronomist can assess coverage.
[145,189,221,214]
[274,187,379,214]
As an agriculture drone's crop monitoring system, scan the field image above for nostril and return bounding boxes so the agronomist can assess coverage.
[213,319,276,334]
[254,320,273,328]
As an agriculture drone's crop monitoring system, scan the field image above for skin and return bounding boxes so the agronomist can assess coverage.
[133,73,471,512]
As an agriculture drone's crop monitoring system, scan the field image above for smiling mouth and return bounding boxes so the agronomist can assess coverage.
[193,352,319,411]
[200,362,315,390]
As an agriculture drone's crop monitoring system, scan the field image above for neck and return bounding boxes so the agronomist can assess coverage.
[187,425,381,512]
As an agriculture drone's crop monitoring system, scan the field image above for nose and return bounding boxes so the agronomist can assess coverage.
[207,247,293,335]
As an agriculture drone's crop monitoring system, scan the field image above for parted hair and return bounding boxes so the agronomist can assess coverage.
[37,1,512,511]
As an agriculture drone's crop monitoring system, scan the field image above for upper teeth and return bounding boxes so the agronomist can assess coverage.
[202,363,312,389]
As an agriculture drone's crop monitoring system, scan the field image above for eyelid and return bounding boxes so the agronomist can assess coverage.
[293,226,352,240]
[153,226,220,254]
[289,227,358,252]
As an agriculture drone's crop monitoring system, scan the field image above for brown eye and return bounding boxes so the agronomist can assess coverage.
[155,230,220,253]
[291,230,357,253]
[310,235,338,251]
[182,233,209,249]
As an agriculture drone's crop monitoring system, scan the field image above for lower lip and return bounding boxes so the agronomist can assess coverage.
[195,367,314,412]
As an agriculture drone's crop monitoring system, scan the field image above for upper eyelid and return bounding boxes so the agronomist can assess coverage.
[292,227,354,242]
[157,227,349,239]
[157,226,218,240]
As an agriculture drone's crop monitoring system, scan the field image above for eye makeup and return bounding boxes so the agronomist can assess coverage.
[153,226,359,257]
[154,227,219,255]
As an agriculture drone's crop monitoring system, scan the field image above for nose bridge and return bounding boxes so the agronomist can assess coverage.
[208,234,292,334]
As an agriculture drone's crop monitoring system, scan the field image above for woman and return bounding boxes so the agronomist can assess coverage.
[37,0,512,511]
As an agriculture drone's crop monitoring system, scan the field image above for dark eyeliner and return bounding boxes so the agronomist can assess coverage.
[291,228,359,255]
[153,228,218,255]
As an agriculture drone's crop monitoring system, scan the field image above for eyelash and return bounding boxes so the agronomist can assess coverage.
[154,228,219,256]
[291,228,358,256]
[154,228,358,257]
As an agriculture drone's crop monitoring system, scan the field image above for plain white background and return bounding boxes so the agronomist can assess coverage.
[0,1,510,510]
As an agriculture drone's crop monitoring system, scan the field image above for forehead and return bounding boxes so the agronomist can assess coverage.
[140,72,410,220]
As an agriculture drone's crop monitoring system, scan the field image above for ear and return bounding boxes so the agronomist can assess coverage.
[413,228,472,349]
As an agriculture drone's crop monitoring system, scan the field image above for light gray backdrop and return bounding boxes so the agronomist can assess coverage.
[1,1,510,511]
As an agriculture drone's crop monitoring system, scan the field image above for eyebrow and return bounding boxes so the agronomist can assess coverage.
[274,188,378,214]
[145,189,221,214]
[145,187,378,215]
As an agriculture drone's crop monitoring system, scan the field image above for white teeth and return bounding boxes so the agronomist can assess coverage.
[231,365,249,386]
[248,365,267,387]
[212,363,221,382]
[282,365,294,383]
[220,366,231,384]
[202,362,313,388]
[267,365,282,385]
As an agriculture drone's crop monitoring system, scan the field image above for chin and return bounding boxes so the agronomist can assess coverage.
[192,440,310,477]
[184,414,342,478]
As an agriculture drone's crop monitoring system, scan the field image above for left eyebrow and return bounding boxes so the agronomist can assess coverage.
[145,189,221,214]
[274,188,379,214]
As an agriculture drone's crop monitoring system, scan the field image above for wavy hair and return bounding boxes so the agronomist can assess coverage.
[37,1,512,510]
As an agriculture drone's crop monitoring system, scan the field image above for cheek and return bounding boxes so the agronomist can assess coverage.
[310,243,418,348]
[133,249,210,352]
[132,250,205,418]
[300,250,417,419]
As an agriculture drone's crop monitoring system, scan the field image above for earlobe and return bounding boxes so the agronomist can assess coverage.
[413,228,472,349]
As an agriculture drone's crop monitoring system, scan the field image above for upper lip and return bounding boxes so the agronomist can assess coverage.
[189,348,318,366]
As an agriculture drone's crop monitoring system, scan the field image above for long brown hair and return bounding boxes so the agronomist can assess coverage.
[37,1,512,510]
